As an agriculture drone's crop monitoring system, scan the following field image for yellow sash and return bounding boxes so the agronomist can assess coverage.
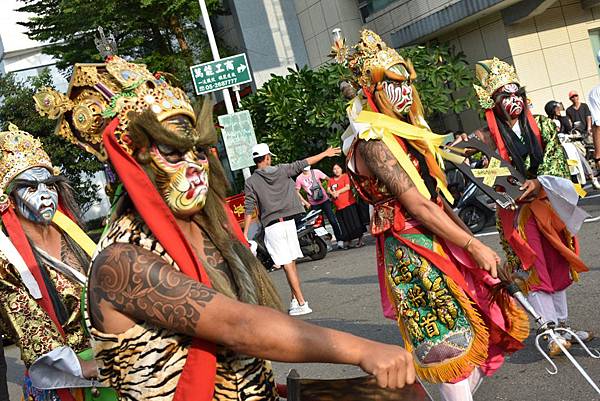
[354,109,454,204]
[52,210,96,257]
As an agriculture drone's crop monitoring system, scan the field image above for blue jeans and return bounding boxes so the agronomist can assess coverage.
[311,200,343,241]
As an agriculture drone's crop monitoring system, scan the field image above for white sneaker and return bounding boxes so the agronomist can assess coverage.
[288,298,299,312]
[592,177,600,190]
[289,301,312,316]
[337,241,345,249]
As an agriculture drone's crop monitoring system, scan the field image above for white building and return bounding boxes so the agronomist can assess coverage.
[0,0,68,90]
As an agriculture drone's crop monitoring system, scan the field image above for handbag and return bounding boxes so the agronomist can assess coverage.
[309,170,324,201]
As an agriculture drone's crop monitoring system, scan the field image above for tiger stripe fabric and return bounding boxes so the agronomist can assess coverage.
[85,211,279,400]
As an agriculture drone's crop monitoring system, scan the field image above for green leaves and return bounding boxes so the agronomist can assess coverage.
[243,63,350,169]
[399,42,477,122]
[16,0,227,89]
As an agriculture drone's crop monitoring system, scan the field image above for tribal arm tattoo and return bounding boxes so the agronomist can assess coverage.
[356,139,415,197]
[356,139,475,247]
[89,243,216,336]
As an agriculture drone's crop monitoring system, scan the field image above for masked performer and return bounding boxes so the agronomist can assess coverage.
[331,30,528,401]
[34,53,416,401]
[0,124,100,401]
[471,58,591,355]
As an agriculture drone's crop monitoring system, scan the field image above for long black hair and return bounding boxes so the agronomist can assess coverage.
[495,112,543,177]
[492,88,543,177]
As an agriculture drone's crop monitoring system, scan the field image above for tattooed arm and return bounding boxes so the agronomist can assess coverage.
[89,243,415,388]
[356,139,499,276]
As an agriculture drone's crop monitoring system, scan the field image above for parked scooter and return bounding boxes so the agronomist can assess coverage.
[253,210,329,271]
[453,181,496,234]
[560,121,599,188]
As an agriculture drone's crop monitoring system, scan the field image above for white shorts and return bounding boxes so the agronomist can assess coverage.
[588,85,600,126]
[264,219,303,265]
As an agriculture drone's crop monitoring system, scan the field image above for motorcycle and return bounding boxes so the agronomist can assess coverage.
[453,181,496,234]
[560,121,598,187]
[252,210,329,271]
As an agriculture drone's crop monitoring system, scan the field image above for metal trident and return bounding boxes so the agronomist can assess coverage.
[504,281,600,394]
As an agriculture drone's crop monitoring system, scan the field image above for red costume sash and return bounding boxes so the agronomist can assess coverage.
[103,117,247,401]
[1,204,76,401]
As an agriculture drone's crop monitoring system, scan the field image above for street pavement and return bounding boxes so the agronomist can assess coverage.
[3,194,600,400]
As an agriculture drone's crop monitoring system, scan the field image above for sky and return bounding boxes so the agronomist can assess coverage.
[0,0,39,53]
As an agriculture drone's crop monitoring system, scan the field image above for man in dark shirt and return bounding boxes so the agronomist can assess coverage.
[566,90,592,135]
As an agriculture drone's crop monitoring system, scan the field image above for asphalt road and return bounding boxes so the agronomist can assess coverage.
[3,193,600,401]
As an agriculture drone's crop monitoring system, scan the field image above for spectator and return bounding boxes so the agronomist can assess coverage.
[566,90,592,137]
[243,143,340,316]
[546,100,600,189]
[545,100,572,135]
[296,166,344,249]
[328,163,366,248]
[587,52,600,170]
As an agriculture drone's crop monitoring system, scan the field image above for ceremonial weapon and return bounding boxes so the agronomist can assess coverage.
[441,137,523,210]
[442,138,600,394]
[501,277,600,395]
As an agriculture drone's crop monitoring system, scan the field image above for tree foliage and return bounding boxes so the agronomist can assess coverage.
[17,0,226,90]
[399,42,477,126]
[0,70,102,210]
[242,64,349,167]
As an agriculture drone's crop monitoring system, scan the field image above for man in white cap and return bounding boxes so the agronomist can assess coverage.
[243,143,340,315]
[587,50,600,171]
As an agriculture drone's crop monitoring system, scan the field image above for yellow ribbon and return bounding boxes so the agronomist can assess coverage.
[354,110,454,204]
[52,210,97,257]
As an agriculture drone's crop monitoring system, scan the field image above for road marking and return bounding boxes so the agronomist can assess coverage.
[475,231,499,237]
[585,215,600,222]
[583,193,600,200]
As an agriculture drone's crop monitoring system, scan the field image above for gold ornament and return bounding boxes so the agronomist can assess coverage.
[334,29,415,89]
[0,124,54,193]
[33,56,196,161]
[473,58,520,110]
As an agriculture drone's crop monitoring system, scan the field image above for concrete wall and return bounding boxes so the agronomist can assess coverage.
[229,0,309,88]
[365,0,462,44]
[293,0,364,67]
[504,0,600,115]
[435,12,513,132]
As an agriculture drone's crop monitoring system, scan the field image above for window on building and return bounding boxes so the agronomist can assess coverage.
[358,0,399,22]
[589,29,600,77]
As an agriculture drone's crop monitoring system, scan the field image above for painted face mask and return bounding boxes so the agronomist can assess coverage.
[149,143,210,218]
[10,167,59,224]
[496,83,524,119]
[381,64,413,116]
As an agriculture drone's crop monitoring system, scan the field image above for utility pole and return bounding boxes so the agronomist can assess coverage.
[197,0,251,179]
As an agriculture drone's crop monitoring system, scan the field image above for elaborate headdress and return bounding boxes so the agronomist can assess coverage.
[33,55,196,160]
[0,123,55,194]
[473,57,520,109]
[332,29,416,89]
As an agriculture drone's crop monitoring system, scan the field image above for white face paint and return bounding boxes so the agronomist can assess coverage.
[380,64,413,116]
[11,167,58,224]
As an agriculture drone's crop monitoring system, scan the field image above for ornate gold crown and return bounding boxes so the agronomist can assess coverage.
[332,30,410,88]
[474,58,520,109]
[34,56,196,161]
[0,124,55,194]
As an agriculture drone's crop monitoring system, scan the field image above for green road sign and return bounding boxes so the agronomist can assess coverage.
[217,110,257,171]
[190,53,252,95]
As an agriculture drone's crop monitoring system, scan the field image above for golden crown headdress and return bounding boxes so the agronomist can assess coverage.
[331,29,414,88]
[473,58,520,109]
[0,124,55,194]
[34,55,196,161]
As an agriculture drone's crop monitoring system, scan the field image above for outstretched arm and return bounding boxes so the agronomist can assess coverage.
[305,146,341,165]
[89,244,415,388]
[356,139,499,276]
